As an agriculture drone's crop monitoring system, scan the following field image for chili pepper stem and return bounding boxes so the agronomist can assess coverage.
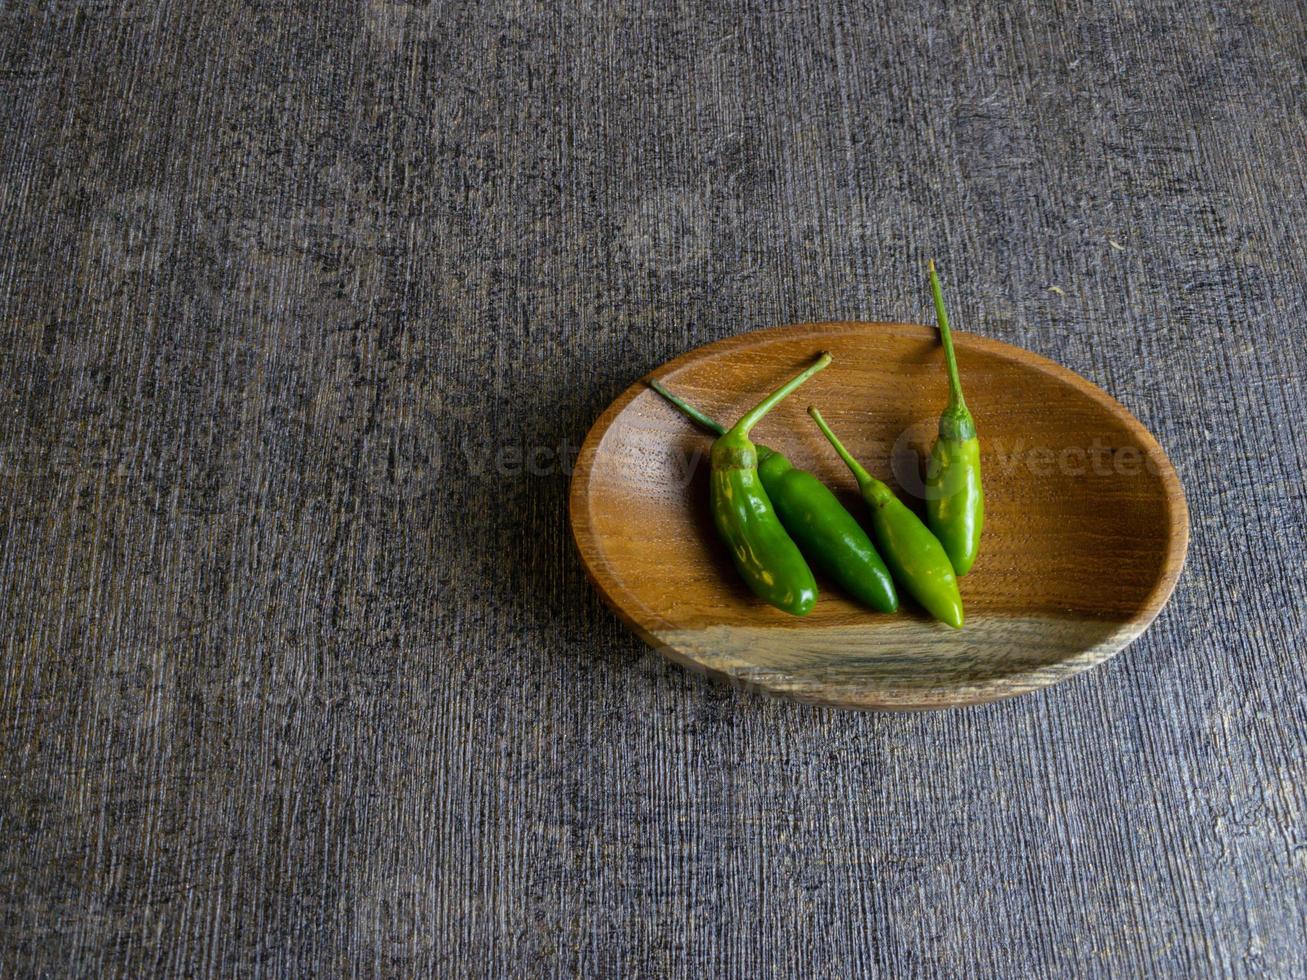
[928,259,967,414]
[731,353,832,438]
[647,379,726,436]
[807,406,878,498]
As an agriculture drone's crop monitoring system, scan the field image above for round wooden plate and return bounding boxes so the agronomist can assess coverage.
[569,322,1189,709]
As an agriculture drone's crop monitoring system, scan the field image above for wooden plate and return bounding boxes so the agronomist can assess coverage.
[569,322,1189,709]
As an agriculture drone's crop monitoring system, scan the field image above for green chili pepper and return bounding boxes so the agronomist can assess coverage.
[925,260,985,576]
[808,406,964,628]
[702,353,831,616]
[647,380,898,614]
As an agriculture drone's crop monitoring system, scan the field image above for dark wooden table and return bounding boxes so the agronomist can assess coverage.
[2,1,1304,975]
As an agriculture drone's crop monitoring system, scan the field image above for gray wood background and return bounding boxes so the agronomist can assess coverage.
[1,0,1304,976]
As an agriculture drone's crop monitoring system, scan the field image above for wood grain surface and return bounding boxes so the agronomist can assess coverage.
[571,322,1189,707]
[1,0,1305,976]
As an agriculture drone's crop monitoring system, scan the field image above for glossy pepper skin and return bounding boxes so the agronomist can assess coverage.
[925,260,984,576]
[706,354,831,615]
[808,407,964,628]
[647,381,898,613]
